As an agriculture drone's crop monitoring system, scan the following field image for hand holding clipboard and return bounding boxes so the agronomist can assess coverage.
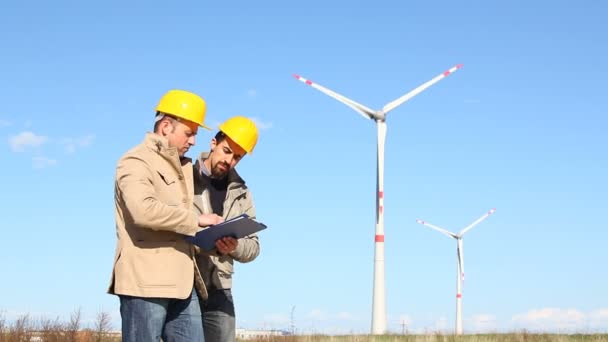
[185,214,267,251]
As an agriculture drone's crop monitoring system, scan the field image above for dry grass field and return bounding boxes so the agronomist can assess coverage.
[239,334,608,342]
[1,312,606,342]
[2,332,607,342]
[0,310,119,342]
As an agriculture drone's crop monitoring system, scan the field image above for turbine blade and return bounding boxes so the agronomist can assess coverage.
[459,208,496,236]
[382,64,463,114]
[416,219,458,239]
[457,239,465,281]
[293,74,376,120]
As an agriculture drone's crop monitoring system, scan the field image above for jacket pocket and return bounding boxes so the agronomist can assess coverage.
[156,170,185,204]
[130,241,184,287]
[157,170,176,186]
[214,257,235,278]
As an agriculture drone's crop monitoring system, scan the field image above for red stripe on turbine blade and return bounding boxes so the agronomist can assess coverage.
[456,63,464,69]
[379,206,383,214]
[457,294,462,298]
[293,74,300,79]
[305,80,313,85]
[375,235,384,242]
[378,191,384,198]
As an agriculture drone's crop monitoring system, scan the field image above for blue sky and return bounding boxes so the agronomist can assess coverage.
[1,0,607,335]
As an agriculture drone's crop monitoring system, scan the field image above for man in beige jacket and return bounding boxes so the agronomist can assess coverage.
[108,89,223,342]
[193,116,261,342]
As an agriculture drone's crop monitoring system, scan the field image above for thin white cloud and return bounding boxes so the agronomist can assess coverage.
[277,310,365,335]
[304,310,363,325]
[247,89,257,98]
[60,134,95,153]
[304,309,359,320]
[467,314,498,333]
[434,316,449,333]
[512,308,588,332]
[391,314,413,334]
[9,131,48,152]
[398,314,413,326]
[244,313,290,331]
[588,309,608,330]
[261,313,290,326]
[307,309,328,321]
[0,119,10,127]
[336,311,357,321]
[32,157,57,169]
[251,117,273,130]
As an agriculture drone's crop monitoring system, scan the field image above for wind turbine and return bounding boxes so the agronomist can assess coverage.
[416,208,496,335]
[294,64,463,334]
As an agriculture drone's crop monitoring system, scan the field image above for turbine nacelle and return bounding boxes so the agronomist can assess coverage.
[371,111,386,122]
[293,64,462,125]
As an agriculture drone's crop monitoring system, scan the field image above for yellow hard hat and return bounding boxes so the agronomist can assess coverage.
[155,89,211,129]
[219,116,259,154]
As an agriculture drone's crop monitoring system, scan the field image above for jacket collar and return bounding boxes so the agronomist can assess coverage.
[144,132,192,165]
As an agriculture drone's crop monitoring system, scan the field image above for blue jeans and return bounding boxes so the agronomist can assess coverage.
[201,289,235,342]
[119,288,204,342]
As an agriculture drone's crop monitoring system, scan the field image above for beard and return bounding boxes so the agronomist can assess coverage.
[210,161,230,179]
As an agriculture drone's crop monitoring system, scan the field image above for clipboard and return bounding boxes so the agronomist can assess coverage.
[185,214,267,251]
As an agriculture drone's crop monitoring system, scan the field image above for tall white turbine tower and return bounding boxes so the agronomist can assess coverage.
[294,64,463,334]
[416,208,496,335]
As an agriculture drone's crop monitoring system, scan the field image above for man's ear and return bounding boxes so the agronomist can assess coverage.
[158,119,172,136]
[210,138,218,152]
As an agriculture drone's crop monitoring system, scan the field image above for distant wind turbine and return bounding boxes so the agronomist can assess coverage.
[416,208,496,335]
[294,64,463,334]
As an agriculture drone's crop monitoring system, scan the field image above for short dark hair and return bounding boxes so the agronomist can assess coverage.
[214,131,227,143]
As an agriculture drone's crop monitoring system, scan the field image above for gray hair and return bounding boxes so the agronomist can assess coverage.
[153,112,177,133]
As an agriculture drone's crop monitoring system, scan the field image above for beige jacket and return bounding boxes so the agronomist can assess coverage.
[107,133,208,300]
[193,152,260,290]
